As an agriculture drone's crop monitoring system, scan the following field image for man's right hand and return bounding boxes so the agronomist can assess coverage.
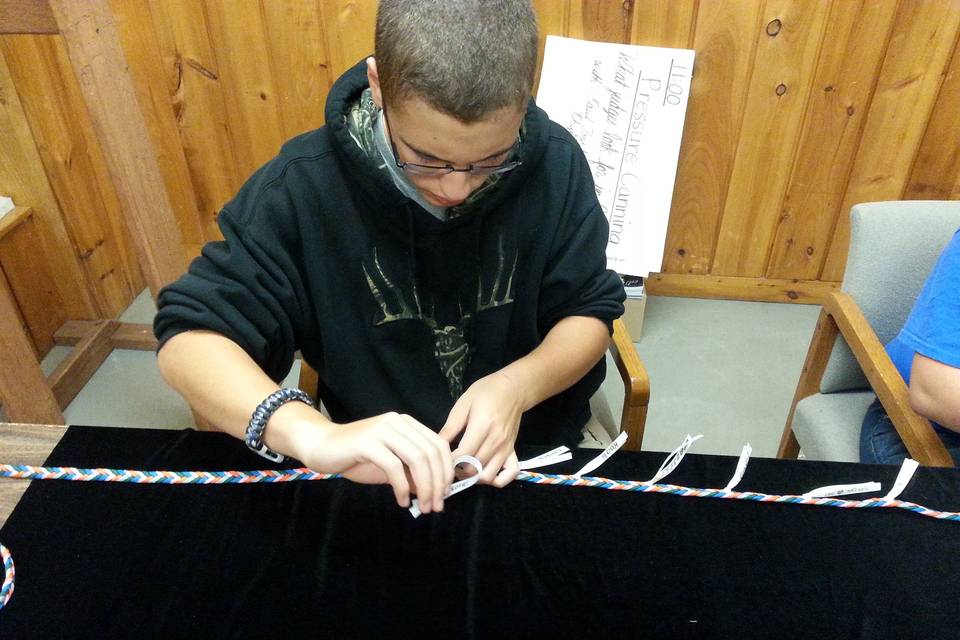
[281,408,454,514]
[157,333,453,513]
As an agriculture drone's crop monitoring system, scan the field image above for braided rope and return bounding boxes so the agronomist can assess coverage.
[0,464,338,484]
[2,463,958,520]
[2,461,959,612]
[515,470,960,522]
[1,544,12,611]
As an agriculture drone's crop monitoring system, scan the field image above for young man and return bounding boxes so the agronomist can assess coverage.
[860,228,960,464]
[154,0,625,514]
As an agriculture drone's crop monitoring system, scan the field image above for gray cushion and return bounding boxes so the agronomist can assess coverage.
[792,391,877,462]
[821,201,960,393]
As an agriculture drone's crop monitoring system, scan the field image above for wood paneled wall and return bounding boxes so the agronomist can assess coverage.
[2,0,960,354]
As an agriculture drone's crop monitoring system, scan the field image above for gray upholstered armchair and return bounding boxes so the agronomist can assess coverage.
[778,201,960,467]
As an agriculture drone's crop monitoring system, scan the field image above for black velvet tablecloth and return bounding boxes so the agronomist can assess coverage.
[1,425,959,639]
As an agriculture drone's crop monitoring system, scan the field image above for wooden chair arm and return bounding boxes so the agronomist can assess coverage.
[822,291,953,467]
[610,318,650,451]
[778,305,846,459]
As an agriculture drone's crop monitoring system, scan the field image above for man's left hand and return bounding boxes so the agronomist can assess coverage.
[439,371,525,487]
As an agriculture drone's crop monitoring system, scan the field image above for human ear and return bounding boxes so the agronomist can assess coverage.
[366,57,383,108]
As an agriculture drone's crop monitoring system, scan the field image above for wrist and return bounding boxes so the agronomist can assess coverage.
[262,399,333,461]
[494,366,538,412]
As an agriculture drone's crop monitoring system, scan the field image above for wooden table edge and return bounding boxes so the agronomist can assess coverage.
[1,423,68,529]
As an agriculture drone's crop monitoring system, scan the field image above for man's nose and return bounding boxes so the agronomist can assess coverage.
[439,171,475,201]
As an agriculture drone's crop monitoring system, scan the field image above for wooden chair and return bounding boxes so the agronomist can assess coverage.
[0,0,184,423]
[777,201,960,467]
[299,317,651,451]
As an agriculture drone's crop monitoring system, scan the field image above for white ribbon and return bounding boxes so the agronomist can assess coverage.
[409,455,482,518]
[723,443,753,492]
[519,446,573,470]
[883,458,919,501]
[647,434,702,484]
[574,431,628,477]
[802,482,881,499]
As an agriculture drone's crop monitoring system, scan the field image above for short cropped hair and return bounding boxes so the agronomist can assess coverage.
[375,0,539,122]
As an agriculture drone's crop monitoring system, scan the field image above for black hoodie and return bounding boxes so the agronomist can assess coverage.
[154,61,625,448]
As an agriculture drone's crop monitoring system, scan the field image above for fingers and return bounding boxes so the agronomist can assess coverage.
[399,414,453,512]
[377,414,449,514]
[380,428,437,511]
[365,445,411,508]
[478,448,509,485]
[492,451,520,488]
[439,394,471,444]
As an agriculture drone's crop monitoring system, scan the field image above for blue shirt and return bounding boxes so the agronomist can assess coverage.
[886,229,960,386]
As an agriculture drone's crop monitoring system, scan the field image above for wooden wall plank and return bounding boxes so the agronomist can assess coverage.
[766,0,900,280]
[5,0,959,306]
[0,210,65,356]
[0,0,58,35]
[660,1,764,275]
[203,0,285,183]
[532,0,569,93]
[318,0,377,82]
[149,0,237,245]
[2,34,138,315]
[629,0,697,48]
[110,0,205,258]
[0,44,96,319]
[904,32,960,201]
[821,1,960,281]
[49,0,190,296]
[568,0,634,44]
[262,1,333,137]
[711,0,831,277]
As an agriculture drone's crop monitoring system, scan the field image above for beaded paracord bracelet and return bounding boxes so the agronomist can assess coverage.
[245,388,315,463]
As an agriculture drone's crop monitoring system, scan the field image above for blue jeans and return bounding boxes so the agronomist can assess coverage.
[859,398,960,464]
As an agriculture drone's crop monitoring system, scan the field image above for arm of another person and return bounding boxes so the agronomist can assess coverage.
[901,230,960,433]
[158,331,454,513]
[908,354,960,431]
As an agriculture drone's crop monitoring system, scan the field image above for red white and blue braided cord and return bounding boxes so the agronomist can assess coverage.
[2,462,959,613]
[515,470,960,521]
[1,463,958,521]
[0,464,338,484]
[1,544,13,611]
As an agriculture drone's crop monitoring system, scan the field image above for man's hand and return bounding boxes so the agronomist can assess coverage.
[438,372,524,488]
[286,410,454,513]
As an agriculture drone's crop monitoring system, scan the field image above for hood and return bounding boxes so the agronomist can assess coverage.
[324,58,553,235]
[325,60,555,364]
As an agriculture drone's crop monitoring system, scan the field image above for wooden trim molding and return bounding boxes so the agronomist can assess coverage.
[0,205,33,239]
[645,273,839,305]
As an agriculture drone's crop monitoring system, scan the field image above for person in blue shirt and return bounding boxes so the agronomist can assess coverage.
[860,229,960,464]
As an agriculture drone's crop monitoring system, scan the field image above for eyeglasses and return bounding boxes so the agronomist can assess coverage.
[382,106,522,177]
